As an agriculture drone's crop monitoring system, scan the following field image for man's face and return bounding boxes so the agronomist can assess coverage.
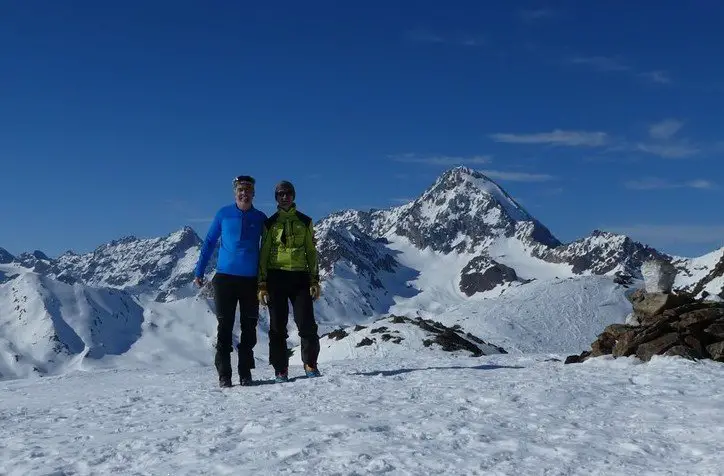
[275,188,294,208]
[235,182,254,204]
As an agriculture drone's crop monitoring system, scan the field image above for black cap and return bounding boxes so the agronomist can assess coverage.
[275,180,295,198]
[233,175,255,186]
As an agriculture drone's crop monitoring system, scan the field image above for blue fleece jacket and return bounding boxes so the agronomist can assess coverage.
[194,204,267,278]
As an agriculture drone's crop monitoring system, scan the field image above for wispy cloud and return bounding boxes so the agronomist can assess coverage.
[491,120,706,160]
[405,29,484,47]
[623,177,715,190]
[567,55,672,85]
[648,119,683,140]
[489,130,609,147]
[638,70,672,84]
[389,153,492,165]
[603,224,724,245]
[518,8,560,22]
[634,141,700,159]
[479,170,557,182]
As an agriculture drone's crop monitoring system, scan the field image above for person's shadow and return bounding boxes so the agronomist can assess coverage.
[237,375,309,387]
[351,364,524,377]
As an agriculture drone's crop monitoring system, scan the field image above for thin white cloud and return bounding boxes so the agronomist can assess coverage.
[649,119,683,140]
[634,142,700,159]
[624,177,715,190]
[639,70,672,84]
[389,153,492,165]
[603,224,724,245]
[479,170,557,182]
[687,179,716,189]
[489,130,609,147]
[567,55,672,85]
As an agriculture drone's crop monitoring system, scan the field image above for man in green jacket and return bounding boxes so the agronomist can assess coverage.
[257,180,322,382]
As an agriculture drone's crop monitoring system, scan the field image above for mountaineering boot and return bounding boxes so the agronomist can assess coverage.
[275,369,289,383]
[304,364,321,378]
[239,370,253,386]
[219,376,232,388]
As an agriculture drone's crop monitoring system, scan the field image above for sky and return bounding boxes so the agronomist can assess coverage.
[1,0,722,258]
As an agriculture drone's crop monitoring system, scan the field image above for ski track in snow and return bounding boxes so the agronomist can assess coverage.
[2,354,723,476]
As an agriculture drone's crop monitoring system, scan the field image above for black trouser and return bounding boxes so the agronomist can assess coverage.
[212,272,259,380]
[267,269,320,372]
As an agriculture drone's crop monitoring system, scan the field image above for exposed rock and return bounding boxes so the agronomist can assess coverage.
[0,247,14,264]
[706,341,724,361]
[356,337,374,347]
[327,328,348,340]
[627,289,672,320]
[459,256,519,296]
[613,271,634,286]
[567,290,724,364]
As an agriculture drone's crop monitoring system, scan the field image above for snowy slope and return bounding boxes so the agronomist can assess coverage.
[400,275,635,354]
[672,246,724,299]
[0,266,145,379]
[2,353,723,475]
[310,274,633,360]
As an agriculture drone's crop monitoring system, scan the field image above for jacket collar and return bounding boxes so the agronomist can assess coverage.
[277,204,297,216]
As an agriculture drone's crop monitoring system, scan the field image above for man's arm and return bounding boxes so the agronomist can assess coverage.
[194,210,222,279]
[258,221,272,284]
[304,221,319,284]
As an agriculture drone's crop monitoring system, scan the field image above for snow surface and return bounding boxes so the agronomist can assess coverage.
[2,354,723,475]
[391,274,634,355]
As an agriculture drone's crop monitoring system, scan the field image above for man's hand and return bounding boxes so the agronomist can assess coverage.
[310,282,321,300]
[193,276,205,287]
[257,282,269,307]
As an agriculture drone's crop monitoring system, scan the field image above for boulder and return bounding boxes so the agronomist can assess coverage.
[566,290,724,364]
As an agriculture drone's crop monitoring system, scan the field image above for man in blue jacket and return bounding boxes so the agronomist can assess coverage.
[194,175,267,388]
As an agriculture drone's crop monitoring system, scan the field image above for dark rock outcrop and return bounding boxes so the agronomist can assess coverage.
[459,256,519,296]
[566,291,724,364]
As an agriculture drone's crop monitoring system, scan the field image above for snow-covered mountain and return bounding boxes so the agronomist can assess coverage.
[314,166,667,318]
[672,247,724,300]
[0,269,145,379]
[1,166,722,381]
[1,226,207,302]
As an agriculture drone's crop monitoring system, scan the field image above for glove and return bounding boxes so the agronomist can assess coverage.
[257,282,269,307]
[310,282,321,300]
[193,276,205,287]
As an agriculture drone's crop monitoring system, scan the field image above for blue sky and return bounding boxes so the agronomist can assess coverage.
[1,1,722,258]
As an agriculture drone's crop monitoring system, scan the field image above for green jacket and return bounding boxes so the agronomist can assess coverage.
[258,206,319,284]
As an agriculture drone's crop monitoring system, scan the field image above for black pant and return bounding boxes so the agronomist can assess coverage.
[213,273,259,379]
[267,269,320,372]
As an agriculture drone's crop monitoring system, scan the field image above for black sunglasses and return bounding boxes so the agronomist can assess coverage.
[276,190,293,197]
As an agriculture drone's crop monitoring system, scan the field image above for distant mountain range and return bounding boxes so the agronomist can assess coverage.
[1,166,721,380]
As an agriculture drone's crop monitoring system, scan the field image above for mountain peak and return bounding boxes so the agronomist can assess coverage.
[419,166,534,224]
[0,247,15,264]
[440,165,485,180]
[169,226,201,246]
